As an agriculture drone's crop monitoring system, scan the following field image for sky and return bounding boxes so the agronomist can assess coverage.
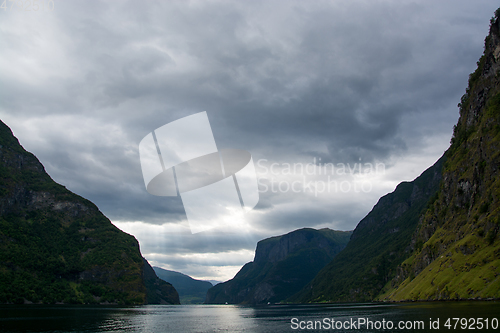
[1,0,498,282]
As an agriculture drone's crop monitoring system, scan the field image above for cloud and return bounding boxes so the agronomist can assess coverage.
[1,0,498,280]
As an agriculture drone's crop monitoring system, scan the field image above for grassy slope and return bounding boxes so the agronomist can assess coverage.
[381,13,500,301]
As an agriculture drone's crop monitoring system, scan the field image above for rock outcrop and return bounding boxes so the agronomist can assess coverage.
[205,228,351,304]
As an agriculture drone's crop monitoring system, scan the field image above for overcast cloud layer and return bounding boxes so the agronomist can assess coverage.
[1,0,498,281]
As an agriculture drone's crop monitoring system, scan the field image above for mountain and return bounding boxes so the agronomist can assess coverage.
[293,8,500,303]
[205,228,351,304]
[290,157,444,302]
[142,259,180,304]
[207,280,221,286]
[153,267,213,304]
[380,10,500,301]
[0,120,179,305]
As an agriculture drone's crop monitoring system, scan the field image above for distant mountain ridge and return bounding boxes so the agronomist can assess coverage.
[205,228,351,304]
[153,267,213,304]
[0,119,179,305]
[207,280,221,286]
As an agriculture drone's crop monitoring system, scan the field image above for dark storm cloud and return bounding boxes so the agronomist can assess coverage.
[1,1,498,271]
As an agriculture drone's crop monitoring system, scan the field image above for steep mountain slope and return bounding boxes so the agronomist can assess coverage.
[153,267,213,304]
[381,11,500,301]
[143,259,180,304]
[205,228,351,304]
[0,120,179,305]
[291,157,444,303]
[293,9,500,304]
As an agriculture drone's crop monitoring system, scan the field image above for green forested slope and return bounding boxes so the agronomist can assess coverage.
[0,120,179,305]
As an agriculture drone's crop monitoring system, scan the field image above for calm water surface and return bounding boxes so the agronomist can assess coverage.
[1,302,499,332]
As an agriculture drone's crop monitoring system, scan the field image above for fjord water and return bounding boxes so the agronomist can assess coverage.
[1,302,499,332]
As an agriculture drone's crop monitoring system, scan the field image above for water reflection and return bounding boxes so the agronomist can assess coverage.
[0,302,499,332]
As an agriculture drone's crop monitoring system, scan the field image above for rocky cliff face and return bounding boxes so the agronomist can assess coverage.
[382,11,500,301]
[205,228,351,304]
[254,228,347,264]
[0,120,179,305]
